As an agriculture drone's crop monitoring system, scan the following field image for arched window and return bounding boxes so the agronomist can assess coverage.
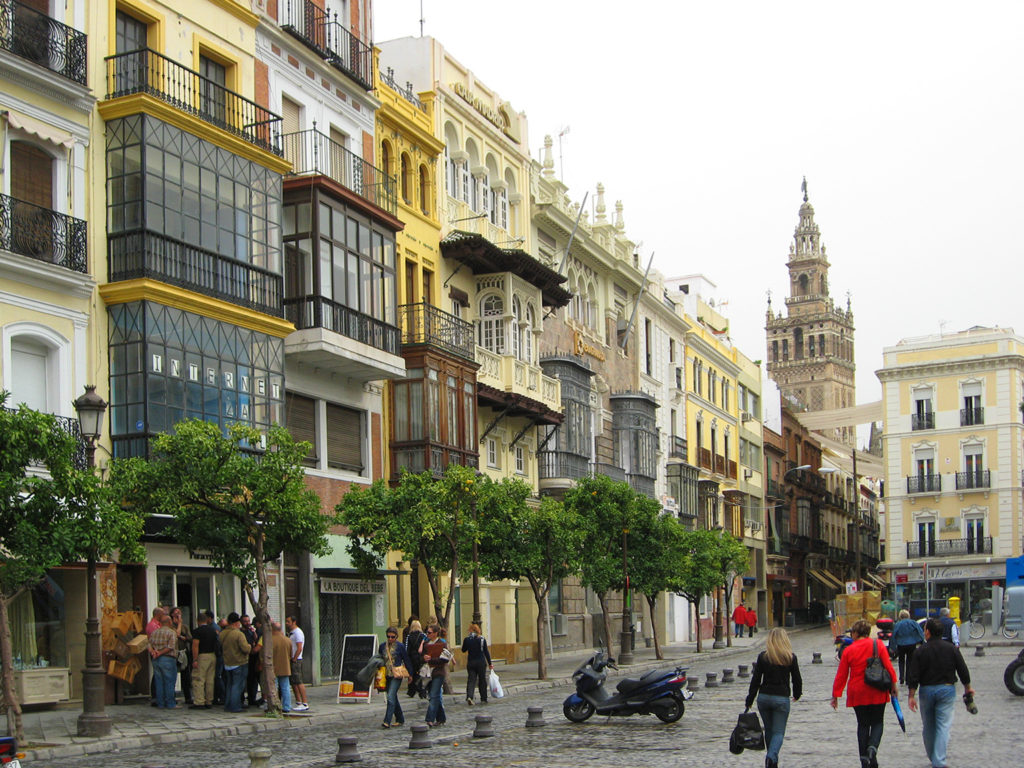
[479,294,504,353]
[418,164,429,214]
[511,295,522,360]
[380,141,392,179]
[400,153,412,204]
[798,274,809,295]
[523,304,535,364]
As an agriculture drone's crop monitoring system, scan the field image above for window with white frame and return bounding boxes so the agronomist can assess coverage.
[511,295,522,360]
[486,437,499,468]
[912,386,934,430]
[961,380,983,426]
[3,324,71,416]
[515,445,525,474]
[523,304,535,364]
[478,294,505,353]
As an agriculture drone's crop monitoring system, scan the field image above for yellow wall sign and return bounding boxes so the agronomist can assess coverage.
[574,331,606,361]
[452,82,516,139]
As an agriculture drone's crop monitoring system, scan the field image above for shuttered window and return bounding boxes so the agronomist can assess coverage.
[326,403,363,471]
[11,141,53,207]
[285,392,317,467]
[281,96,301,135]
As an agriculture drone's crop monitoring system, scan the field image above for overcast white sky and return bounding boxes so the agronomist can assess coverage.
[375,1,1024,406]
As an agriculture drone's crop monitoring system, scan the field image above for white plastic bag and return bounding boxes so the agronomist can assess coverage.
[489,668,504,699]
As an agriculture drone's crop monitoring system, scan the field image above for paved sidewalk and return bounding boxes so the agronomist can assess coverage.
[14,626,827,763]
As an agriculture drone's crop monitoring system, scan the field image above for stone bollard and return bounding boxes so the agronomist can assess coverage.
[721,669,735,683]
[687,676,700,692]
[335,736,361,764]
[408,724,432,749]
[974,645,986,657]
[473,714,495,738]
[525,706,547,727]
[812,652,823,664]
[249,748,272,768]
[705,672,719,688]
[738,664,750,678]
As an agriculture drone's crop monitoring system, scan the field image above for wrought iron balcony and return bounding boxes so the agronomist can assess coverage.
[669,435,688,460]
[281,128,396,214]
[397,302,474,361]
[104,48,282,156]
[911,412,934,430]
[1,193,87,272]
[284,294,399,355]
[906,536,992,558]
[109,230,282,316]
[766,478,783,499]
[4,406,87,470]
[960,407,984,426]
[0,0,87,84]
[906,474,941,494]
[280,0,373,90]
[767,537,790,557]
[590,462,625,483]
[380,67,425,111]
[538,450,590,482]
[955,469,990,490]
[628,473,656,498]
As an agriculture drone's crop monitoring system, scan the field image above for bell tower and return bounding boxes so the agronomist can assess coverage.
[766,180,856,445]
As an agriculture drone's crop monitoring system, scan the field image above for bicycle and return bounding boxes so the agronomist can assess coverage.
[966,615,1018,640]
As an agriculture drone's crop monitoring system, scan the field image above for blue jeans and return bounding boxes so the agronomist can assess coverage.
[425,675,445,723]
[276,675,292,712]
[152,655,178,708]
[224,663,248,712]
[757,693,791,761]
[735,622,745,637]
[918,684,956,767]
[384,677,405,725]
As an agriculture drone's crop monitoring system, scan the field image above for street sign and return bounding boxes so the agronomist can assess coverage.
[845,581,859,594]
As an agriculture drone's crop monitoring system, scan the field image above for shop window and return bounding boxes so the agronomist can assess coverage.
[9,576,67,671]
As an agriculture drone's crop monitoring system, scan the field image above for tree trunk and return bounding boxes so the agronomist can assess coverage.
[597,592,613,656]
[693,600,702,653]
[528,575,548,680]
[0,594,26,744]
[645,594,662,660]
[249,544,279,715]
[724,580,734,648]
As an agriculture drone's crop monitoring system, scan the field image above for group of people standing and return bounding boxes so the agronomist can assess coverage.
[144,606,309,714]
[746,616,973,768]
[376,616,493,730]
[732,603,758,637]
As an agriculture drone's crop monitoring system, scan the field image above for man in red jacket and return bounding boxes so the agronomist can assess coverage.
[732,603,748,638]
[745,606,758,636]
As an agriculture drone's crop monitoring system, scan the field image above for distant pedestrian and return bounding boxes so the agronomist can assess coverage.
[890,609,925,684]
[745,606,758,636]
[937,607,960,647]
[745,628,802,768]
[241,614,262,707]
[733,603,748,638]
[145,607,165,636]
[219,612,251,713]
[907,618,974,768]
[461,623,492,705]
[405,619,426,699]
[148,614,178,709]
[831,619,899,768]
[379,626,411,728]
[402,615,418,643]
[190,611,218,708]
[170,606,192,705]
[286,615,309,711]
[270,622,292,713]
[422,624,450,727]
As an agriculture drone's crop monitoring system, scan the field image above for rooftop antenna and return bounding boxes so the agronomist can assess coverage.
[419,0,425,36]
[558,126,570,180]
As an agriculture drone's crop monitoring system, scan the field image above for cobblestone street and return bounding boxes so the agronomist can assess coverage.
[46,630,1020,768]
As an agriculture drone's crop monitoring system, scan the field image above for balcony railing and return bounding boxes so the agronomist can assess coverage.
[279,0,373,90]
[398,302,474,361]
[380,66,425,111]
[391,443,477,479]
[906,536,992,558]
[911,412,934,430]
[960,407,984,426]
[109,230,282,316]
[728,459,738,480]
[538,450,590,481]
[906,474,941,494]
[767,537,790,557]
[4,406,87,470]
[0,0,87,84]
[281,128,396,215]
[697,447,712,470]
[766,478,782,499]
[669,435,688,460]
[628,473,656,498]
[714,454,726,475]
[1,193,87,273]
[283,294,399,355]
[955,469,990,490]
[104,48,282,156]
[591,462,625,483]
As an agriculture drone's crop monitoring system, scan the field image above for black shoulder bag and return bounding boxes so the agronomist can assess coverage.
[864,639,893,691]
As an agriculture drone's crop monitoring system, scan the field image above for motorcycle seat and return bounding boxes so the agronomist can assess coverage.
[615,668,664,693]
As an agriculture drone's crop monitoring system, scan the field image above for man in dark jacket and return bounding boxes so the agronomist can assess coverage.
[907,619,975,768]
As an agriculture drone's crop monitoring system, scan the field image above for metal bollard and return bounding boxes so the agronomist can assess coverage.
[408,724,432,749]
[687,676,700,691]
[812,652,823,664]
[335,736,361,763]
[738,664,750,678]
[249,748,272,768]
[705,672,719,688]
[473,714,495,738]
[721,669,734,683]
[974,645,986,657]
[525,706,547,727]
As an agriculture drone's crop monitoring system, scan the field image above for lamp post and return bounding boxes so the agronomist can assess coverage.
[471,471,484,629]
[618,522,634,665]
[73,385,111,738]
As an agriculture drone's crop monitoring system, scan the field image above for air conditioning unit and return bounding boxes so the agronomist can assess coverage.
[550,613,566,636]
[741,411,753,422]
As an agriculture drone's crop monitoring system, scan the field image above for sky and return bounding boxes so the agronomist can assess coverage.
[374,1,1024,406]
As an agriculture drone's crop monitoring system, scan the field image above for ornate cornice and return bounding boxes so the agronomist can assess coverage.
[877,354,1024,382]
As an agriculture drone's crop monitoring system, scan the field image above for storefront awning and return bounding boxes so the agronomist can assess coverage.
[863,572,888,590]
[808,568,845,592]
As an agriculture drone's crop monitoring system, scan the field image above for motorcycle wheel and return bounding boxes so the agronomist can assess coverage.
[1001,624,1020,640]
[563,700,596,722]
[654,694,685,723]
[1004,661,1024,696]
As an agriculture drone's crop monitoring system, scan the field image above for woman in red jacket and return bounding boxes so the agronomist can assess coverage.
[831,619,899,768]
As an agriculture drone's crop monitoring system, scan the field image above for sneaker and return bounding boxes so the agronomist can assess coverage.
[466,697,474,706]
[293,703,309,711]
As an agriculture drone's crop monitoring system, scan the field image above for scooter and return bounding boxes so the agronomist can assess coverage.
[561,649,692,724]
[1004,647,1024,696]
[875,616,896,659]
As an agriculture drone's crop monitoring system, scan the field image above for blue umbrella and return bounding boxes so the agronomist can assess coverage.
[891,694,906,732]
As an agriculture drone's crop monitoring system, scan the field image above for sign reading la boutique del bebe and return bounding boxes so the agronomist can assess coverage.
[320,578,385,595]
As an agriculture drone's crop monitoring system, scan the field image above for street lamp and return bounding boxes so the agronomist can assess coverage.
[73,385,111,738]
[619,519,634,665]
[471,471,484,629]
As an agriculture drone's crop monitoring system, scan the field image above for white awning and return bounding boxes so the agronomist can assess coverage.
[791,400,883,431]
[3,110,75,149]
[817,431,886,476]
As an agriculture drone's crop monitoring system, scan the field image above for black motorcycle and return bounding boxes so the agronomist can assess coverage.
[1004,647,1024,696]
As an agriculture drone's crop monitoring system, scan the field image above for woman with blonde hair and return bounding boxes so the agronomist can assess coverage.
[745,628,802,768]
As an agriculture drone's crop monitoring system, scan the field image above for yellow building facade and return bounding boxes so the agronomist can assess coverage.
[878,326,1024,616]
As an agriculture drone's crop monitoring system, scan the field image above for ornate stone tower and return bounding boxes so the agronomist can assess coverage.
[766,180,856,445]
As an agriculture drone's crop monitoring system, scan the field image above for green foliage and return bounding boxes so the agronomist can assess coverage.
[710,530,750,588]
[564,474,640,596]
[628,510,688,601]
[674,528,722,605]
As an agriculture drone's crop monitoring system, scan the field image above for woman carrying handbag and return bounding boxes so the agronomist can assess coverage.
[831,619,899,768]
[744,628,802,768]
[378,626,412,729]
